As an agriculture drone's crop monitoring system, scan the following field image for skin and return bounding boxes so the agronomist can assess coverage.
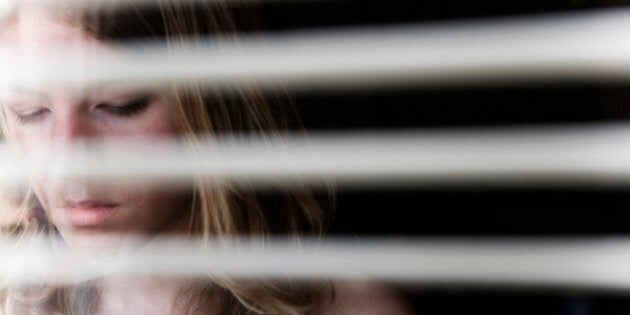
[0,10,194,314]
[0,11,189,251]
[0,11,412,315]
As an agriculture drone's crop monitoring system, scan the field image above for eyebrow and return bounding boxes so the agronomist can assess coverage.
[0,87,50,108]
[4,86,48,98]
[83,81,151,97]
[4,84,108,99]
[2,84,155,103]
[83,81,114,91]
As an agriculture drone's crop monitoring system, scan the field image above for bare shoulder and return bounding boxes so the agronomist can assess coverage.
[323,281,413,315]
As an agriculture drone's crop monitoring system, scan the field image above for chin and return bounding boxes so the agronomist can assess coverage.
[59,228,148,254]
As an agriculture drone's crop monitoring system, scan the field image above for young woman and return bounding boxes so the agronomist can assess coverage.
[0,2,410,314]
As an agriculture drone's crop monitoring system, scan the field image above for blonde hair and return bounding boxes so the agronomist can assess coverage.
[0,2,334,314]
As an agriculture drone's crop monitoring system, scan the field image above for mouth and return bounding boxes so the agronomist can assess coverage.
[62,200,118,227]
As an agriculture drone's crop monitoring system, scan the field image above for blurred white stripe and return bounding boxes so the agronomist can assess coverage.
[2,123,630,187]
[3,236,630,291]
[2,8,630,91]
[7,0,328,11]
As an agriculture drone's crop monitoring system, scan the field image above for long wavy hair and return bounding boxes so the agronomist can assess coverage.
[0,2,333,314]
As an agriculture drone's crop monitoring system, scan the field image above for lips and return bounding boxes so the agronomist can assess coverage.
[62,199,118,227]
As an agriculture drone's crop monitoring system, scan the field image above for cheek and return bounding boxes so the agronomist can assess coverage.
[114,101,178,139]
[5,119,47,154]
[4,100,183,227]
[111,183,189,229]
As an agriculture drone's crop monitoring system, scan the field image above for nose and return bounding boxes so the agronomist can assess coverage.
[51,106,92,151]
[45,105,97,199]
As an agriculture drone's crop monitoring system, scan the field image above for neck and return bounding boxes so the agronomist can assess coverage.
[96,275,193,315]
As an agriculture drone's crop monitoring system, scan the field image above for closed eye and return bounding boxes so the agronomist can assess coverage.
[12,107,50,125]
[95,95,152,117]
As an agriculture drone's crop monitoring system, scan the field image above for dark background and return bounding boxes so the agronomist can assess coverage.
[252,1,630,314]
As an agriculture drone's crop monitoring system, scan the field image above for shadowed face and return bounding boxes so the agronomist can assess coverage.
[0,10,188,248]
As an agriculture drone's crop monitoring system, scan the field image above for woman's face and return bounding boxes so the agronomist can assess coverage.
[0,11,188,248]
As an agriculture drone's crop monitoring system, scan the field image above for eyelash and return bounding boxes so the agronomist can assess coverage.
[96,96,152,117]
[14,108,49,125]
[11,96,153,125]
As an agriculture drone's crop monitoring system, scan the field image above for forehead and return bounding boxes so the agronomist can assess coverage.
[0,9,123,93]
[0,9,108,51]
